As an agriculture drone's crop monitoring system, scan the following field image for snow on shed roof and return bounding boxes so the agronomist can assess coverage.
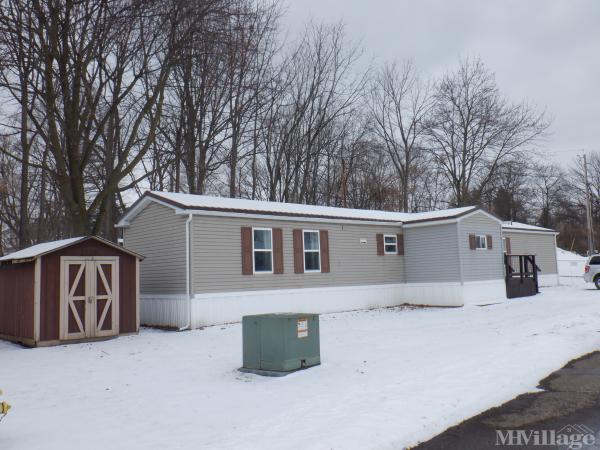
[0,236,143,262]
[128,191,480,224]
[501,221,557,233]
[0,237,84,261]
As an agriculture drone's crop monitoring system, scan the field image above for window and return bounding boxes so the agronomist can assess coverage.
[384,235,397,254]
[253,228,273,273]
[589,256,600,265]
[303,230,321,272]
[475,235,487,250]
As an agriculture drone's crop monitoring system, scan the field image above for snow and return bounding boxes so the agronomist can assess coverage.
[0,237,84,261]
[146,191,476,224]
[402,206,477,223]
[501,221,557,233]
[557,248,588,277]
[2,280,600,450]
[557,247,587,261]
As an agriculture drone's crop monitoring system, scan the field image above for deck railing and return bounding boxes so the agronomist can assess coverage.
[504,254,540,298]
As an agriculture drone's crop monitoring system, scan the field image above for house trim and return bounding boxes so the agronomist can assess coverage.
[302,229,322,273]
[501,227,559,236]
[383,234,398,255]
[116,193,403,228]
[33,257,41,342]
[252,227,274,275]
[402,208,502,229]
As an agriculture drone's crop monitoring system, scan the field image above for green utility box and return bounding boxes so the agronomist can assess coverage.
[241,313,320,375]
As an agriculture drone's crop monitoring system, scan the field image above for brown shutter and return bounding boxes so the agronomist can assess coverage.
[397,234,404,255]
[505,237,511,254]
[486,235,493,250]
[293,229,304,274]
[376,233,384,256]
[273,228,284,274]
[320,230,330,273]
[241,227,253,275]
[469,234,476,250]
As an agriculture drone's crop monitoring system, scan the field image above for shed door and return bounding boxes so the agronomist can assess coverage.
[62,260,88,340]
[92,260,118,337]
[60,257,119,340]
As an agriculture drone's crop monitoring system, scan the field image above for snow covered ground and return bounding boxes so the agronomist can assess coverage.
[1,278,600,450]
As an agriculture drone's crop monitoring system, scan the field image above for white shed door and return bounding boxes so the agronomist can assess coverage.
[61,258,119,340]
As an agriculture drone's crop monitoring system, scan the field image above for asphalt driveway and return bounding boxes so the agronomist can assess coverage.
[412,351,600,450]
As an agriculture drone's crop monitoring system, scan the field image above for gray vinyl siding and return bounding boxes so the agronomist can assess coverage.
[404,222,461,283]
[458,212,504,281]
[191,215,404,294]
[123,202,187,294]
[502,231,558,275]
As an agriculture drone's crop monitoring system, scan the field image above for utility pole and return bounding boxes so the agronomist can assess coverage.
[340,158,347,208]
[583,152,595,255]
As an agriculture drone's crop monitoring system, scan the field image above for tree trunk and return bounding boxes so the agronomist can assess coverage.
[18,98,30,249]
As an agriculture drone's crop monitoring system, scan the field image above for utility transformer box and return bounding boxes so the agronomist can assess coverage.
[241,313,320,376]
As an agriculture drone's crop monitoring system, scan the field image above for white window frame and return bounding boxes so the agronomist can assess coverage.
[383,234,398,255]
[302,229,321,273]
[252,227,273,274]
[475,234,488,250]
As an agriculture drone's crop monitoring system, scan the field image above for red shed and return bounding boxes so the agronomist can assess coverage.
[0,236,143,347]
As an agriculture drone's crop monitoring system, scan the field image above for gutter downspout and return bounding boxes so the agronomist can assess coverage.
[455,221,466,306]
[554,233,560,286]
[179,213,193,331]
[456,221,464,286]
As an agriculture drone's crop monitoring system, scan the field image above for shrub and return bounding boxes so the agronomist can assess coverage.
[0,389,10,423]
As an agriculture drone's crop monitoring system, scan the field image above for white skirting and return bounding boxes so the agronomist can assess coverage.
[461,279,507,305]
[140,279,507,328]
[538,273,560,287]
[139,294,189,328]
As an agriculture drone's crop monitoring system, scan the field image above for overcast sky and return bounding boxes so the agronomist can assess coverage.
[283,0,600,165]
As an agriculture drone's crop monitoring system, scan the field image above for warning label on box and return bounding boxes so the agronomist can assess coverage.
[297,319,308,338]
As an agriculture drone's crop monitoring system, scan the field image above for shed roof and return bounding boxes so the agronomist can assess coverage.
[0,236,143,262]
[117,191,488,227]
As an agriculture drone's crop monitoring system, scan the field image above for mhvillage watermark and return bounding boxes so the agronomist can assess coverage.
[496,425,596,449]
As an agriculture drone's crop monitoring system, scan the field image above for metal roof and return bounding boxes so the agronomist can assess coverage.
[117,191,490,227]
[0,236,143,262]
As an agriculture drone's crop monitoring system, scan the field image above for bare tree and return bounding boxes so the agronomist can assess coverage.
[368,61,431,212]
[484,156,531,221]
[427,58,549,206]
[224,0,280,197]
[0,1,39,247]
[166,6,232,195]
[255,22,365,203]
[567,152,600,252]
[0,0,223,238]
[531,162,566,228]
[1,3,589,253]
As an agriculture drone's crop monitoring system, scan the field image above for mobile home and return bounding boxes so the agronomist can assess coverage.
[117,192,522,328]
